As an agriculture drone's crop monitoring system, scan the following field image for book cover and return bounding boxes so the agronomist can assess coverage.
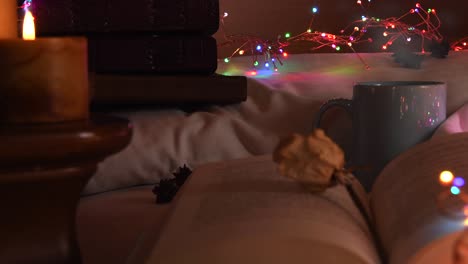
[30,0,219,35]
[90,73,247,106]
[88,35,217,74]
[127,133,468,264]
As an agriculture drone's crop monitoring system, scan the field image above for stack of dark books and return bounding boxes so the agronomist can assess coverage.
[31,0,247,106]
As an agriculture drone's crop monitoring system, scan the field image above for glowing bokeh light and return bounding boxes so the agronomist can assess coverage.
[440,171,455,185]
[454,177,465,188]
[451,186,461,195]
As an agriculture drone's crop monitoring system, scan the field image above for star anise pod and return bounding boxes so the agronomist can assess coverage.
[173,165,192,187]
[152,178,179,204]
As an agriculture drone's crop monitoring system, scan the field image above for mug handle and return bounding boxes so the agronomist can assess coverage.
[314,98,353,128]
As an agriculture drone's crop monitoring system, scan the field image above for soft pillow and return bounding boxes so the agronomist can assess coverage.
[84,51,468,195]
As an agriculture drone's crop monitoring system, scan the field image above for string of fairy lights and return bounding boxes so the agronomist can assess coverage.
[452,37,468,51]
[219,2,468,72]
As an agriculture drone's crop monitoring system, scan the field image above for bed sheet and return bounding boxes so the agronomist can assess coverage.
[84,51,468,195]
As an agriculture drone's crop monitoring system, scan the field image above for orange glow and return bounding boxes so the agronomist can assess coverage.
[463,206,468,216]
[464,206,468,226]
[23,10,35,40]
[439,170,454,185]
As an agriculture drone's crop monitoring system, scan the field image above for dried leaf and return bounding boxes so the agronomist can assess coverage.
[273,129,345,192]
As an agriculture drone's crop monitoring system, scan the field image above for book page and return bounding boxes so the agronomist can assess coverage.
[137,155,380,264]
[407,231,462,264]
[370,133,468,264]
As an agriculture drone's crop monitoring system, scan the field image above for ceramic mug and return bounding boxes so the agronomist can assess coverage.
[315,81,447,190]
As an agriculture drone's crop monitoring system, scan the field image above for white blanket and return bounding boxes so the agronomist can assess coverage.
[84,51,468,195]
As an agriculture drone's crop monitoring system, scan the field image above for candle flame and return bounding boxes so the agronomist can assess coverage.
[23,10,36,40]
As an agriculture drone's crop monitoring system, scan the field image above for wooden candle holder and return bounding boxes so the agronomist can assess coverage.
[0,115,132,263]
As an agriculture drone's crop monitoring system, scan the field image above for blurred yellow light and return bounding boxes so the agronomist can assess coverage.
[464,206,468,217]
[439,170,454,185]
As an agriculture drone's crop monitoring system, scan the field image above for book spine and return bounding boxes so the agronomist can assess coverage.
[32,0,220,35]
[90,74,247,106]
[88,36,218,74]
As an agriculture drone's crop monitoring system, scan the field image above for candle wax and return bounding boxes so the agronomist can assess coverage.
[0,0,18,38]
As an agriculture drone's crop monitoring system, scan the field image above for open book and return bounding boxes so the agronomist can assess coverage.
[130,133,468,264]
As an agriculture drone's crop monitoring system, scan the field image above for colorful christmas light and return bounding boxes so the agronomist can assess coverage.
[452,186,462,196]
[440,170,455,185]
[454,177,466,188]
[219,2,468,72]
[440,174,468,261]
[452,37,468,52]
[438,170,468,219]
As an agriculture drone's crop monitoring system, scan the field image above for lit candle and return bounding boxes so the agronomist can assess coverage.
[23,10,35,40]
[0,0,17,38]
[0,11,89,124]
